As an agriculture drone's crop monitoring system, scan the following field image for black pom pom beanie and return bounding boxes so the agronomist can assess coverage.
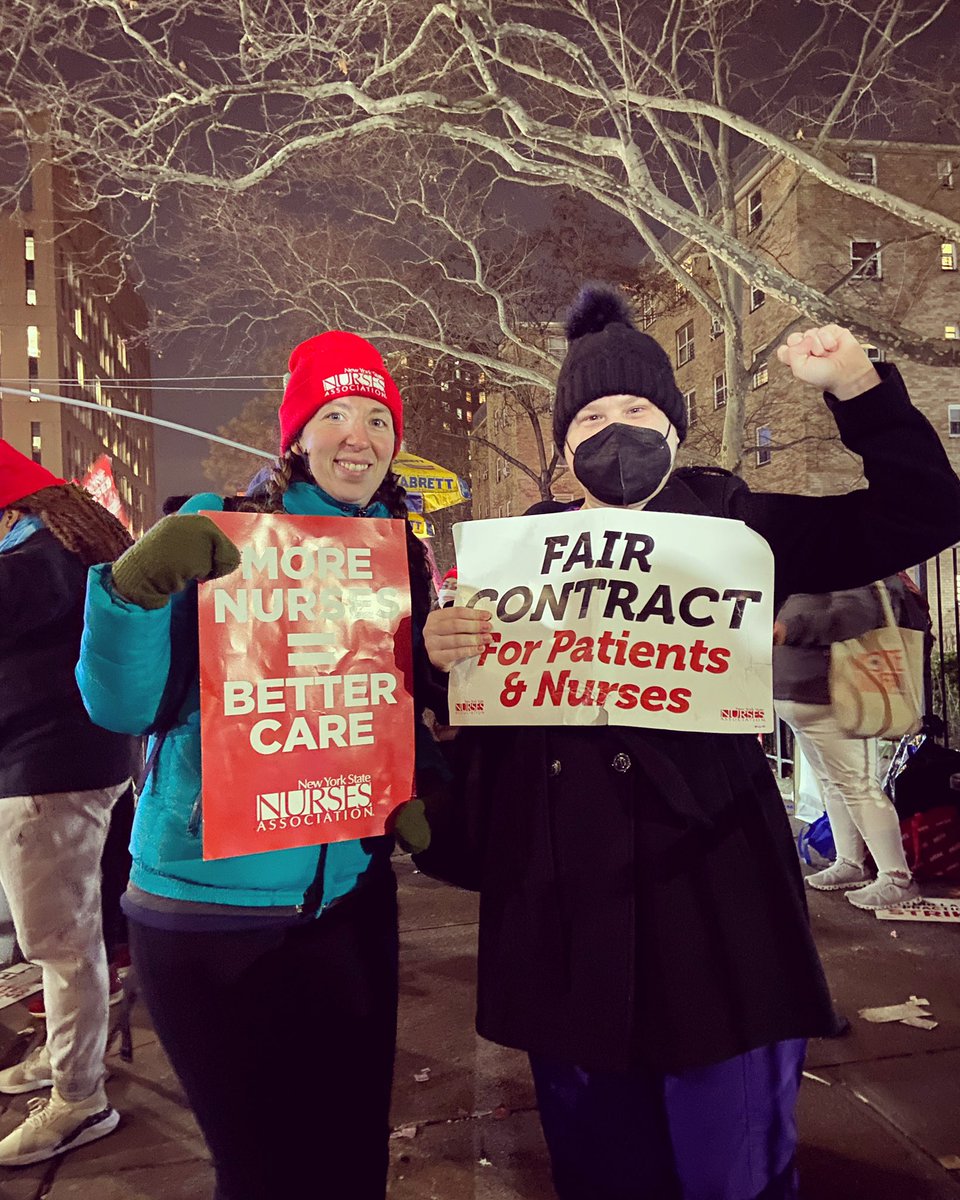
[553,283,688,451]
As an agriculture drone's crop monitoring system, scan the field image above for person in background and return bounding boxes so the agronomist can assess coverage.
[76,331,436,1200]
[437,566,458,608]
[774,575,930,910]
[0,441,137,1167]
[423,287,960,1200]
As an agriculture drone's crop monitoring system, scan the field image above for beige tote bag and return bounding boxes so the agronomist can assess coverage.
[829,582,925,739]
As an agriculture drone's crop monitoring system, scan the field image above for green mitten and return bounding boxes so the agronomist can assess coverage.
[111,514,241,609]
[394,797,431,855]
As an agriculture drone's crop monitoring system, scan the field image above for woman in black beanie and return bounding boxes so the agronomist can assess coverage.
[423,286,960,1200]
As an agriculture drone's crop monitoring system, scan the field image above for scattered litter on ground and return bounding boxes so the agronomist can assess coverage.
[493,1104,510,1119]
[478,1157,493,1168]
[939,1156,960,1170]
[391,1125,419,1140]
[414,1067,432,1082]
[890,930,899,938]
[858,995,938,1029]
[0,963,42,1010]
[802,1071,832,1086]
[876,898,960,922]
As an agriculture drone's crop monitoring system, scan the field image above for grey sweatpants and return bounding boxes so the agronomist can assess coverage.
[0,783,127,1100]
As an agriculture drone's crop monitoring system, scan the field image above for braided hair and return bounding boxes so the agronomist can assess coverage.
[11,484,133,567]
[241,450,433,631]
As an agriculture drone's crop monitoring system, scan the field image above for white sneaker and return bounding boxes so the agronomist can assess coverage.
[0,1086,119,1167]
[806,859,871,891]
[0,1045,52,1095]
[847,873,922,911]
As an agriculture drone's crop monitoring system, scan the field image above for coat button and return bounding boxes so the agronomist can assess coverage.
[611,752,632,773]
[548,759,562,777]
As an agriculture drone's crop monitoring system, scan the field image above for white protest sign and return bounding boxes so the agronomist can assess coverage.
[449,508,775,732]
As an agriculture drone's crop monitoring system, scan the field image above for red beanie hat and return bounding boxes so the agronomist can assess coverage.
[278,331,404,456]
[0,439,65,508]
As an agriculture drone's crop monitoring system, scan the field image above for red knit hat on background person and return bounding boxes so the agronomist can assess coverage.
[0,439,65,509]
[278,332,404,456]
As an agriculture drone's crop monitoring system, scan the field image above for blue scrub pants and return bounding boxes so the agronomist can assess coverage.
[530,1039,805,1200]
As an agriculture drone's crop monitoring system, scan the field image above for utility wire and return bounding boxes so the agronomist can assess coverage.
[1,386,274,459]
[1,375,286,383]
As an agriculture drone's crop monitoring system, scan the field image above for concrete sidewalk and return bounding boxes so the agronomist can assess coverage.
[0,856,958,1198]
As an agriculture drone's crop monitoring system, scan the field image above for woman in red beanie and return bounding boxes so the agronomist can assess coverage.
[77,332,438,1200]
[0,442,137,1168]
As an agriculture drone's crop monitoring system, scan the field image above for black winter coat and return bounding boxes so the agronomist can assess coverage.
[464,364,960,1073]
[0,529,139,797]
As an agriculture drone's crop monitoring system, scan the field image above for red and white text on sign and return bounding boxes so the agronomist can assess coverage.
[197,511,414,860]
[449,508,775,733]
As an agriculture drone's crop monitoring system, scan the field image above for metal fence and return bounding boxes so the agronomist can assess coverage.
[919,549,960,749]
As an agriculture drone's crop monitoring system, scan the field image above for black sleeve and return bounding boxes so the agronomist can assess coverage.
[0,533,85,636]
[728,364,960,598]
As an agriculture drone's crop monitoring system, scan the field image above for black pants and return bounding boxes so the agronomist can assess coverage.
[129,876,399,1200]
[101,782,134,960]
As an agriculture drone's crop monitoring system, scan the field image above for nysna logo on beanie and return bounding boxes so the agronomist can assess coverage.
[278,330,404,455]
[322,368,387,399]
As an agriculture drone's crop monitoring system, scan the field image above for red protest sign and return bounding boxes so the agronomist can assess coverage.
[78,455,131,530]
[197,510,415,860]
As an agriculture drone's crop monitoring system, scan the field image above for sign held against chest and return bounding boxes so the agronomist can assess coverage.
[450,509,774,732]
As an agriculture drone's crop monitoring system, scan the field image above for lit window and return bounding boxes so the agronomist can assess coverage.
[850,241,881,279]
[24,230,36,306]
[747,188,763,231]
[30,421,42,464]
[950,405,960,437]
[946,325,960,340]
[74,307,84,339]
[684,389,697,427]
[714,373,727,409]
[752,356,769,389]
[26,325,39,356]
[676,320,695,366]
[938,159,954,189]
[848,154,876,185]
[77,357,85,388]
[943,242,958,271]
[756,426,772,466]
[750,287,765,312]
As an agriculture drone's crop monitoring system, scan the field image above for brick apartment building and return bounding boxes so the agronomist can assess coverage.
[657,138,960,497]
[0,131,156,533]
[389,349,482,569]
[470,327,585,520]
